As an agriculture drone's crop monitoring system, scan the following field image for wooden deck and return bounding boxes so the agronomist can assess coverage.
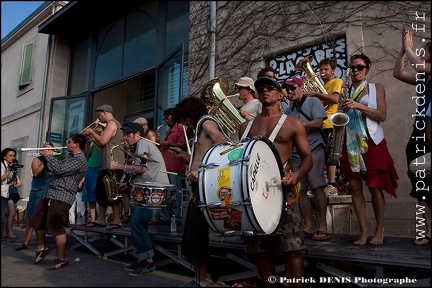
[68,223,430,286]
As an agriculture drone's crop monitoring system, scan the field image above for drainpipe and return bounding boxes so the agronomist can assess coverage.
[38,3,55,144]
[209,1,216,80]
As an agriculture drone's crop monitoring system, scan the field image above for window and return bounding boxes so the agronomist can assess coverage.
[19,43,35,87]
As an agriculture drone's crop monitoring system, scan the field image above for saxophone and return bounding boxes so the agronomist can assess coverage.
[102,141,126,203]
[155,124,166,141]
[327,68,351,166]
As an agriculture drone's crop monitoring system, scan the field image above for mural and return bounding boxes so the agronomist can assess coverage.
[268,38,347,83]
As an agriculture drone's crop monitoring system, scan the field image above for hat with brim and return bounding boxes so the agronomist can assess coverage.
[133,117,148,125]
[254,77,282,92]
[235,77,257,94]
[95,104,113,113]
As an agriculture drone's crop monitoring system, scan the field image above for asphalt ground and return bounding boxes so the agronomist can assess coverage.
[1,224,237,287]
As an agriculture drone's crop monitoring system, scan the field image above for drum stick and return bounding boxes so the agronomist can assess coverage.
[183,125,192,155]
[140,137,160,146]
[158,170,186,177]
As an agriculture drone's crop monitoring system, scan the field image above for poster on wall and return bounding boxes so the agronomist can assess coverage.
[67,99,85,137]
[268,38,347,82]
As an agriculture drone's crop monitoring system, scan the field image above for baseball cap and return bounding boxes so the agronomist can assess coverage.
[235,77,256,94]
[284,77,303,87]
[254,77,282,92]
[133,117,148,125]
[121,123,144,134]
[95,104,113,113]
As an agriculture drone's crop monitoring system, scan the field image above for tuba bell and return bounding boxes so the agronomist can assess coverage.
[295,55,330,110]
[200,77,245,141]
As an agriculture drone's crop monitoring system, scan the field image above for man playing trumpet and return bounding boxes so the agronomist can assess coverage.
[83,104,125,230]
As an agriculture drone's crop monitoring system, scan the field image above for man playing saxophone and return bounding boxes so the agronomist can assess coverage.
[83,104,125,230]
[304,58,343,196]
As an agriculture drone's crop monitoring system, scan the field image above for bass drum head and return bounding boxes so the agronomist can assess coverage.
[242,137,284,235]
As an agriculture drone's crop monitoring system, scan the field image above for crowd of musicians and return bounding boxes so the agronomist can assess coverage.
[1,27,430,287]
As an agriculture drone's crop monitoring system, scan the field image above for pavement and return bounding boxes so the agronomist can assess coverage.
[1,224,234,287]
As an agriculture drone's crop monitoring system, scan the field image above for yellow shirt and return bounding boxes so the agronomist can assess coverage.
[322,78,343,129]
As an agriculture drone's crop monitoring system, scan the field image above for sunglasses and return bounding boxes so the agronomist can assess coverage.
[257,85,279,93]
[282,84,297,92]
[349,65,367,72]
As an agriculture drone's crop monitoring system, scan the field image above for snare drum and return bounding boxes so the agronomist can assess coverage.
[130,182,176,209]
[198,137,285,236]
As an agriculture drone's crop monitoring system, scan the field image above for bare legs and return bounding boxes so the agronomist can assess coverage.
[299,188,328,236]
[256,251,304,287]
[350,178,385,245]
[34,228,67,260]
[369,187,385,245]
[2,201,17,238]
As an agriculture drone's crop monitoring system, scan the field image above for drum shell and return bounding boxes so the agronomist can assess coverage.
[130,182,176,209]
[198,137,285,236]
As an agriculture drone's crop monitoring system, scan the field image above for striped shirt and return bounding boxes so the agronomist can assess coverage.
[44,152,88,205]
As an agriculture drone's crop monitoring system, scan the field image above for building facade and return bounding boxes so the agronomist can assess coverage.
[1,1,430,236]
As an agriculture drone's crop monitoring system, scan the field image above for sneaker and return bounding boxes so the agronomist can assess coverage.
[15,243,29,251]
[324,184,338,196]
[34,246,52,264]
[128,261,156,276]
[180,280,201,287]
[124,260,146,272]
[46,258,68,270]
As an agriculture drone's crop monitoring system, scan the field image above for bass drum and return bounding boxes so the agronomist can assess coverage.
[198,137,285,236]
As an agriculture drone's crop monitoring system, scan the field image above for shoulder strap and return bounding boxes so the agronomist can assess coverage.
[296,106,312,121]
[240,119,255,141]
[268,114,287,142]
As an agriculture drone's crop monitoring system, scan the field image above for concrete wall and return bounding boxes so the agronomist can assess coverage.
[188,1,431,237]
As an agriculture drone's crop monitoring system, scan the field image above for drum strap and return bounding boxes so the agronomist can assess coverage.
[240,114,287,142]
[268,114,287,142]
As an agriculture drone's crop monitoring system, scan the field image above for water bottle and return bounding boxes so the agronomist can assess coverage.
[76,213,83,225]
[170,215,177,232]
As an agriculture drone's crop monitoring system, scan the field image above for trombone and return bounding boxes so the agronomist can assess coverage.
[80,119,104,135]
[18,147,67,157]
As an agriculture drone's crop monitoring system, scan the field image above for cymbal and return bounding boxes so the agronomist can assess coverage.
[120,148,159,163]
[134,153,159,163]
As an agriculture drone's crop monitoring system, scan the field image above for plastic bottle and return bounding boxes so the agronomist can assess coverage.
[76,213,83,225]
[170,215,177,232]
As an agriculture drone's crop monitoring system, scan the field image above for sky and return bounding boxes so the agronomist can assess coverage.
[1,1,45,40]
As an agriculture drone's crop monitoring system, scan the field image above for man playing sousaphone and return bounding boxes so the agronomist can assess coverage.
[83,104,125,230]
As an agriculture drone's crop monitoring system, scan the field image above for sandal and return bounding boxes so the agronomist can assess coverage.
[8,235,18,239]
[15,243,28,251]
[312,231,331,241]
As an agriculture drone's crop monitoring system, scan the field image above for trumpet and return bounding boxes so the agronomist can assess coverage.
[80,119,103,135]
[19,146,67,157]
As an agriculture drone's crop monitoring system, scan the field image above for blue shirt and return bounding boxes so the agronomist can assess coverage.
[284,96,327,161]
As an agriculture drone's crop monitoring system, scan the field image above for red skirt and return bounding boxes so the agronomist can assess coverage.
[340,138,399,198]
